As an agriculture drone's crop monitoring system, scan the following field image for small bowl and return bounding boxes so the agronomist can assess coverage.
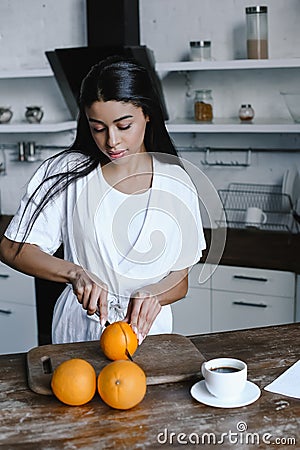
[280,92,300,123]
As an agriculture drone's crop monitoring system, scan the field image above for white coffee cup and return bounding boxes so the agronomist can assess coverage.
[245,206,267,228]
[201,357,247,399]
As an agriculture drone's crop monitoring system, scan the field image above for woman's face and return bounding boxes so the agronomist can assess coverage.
[85,100,149,163]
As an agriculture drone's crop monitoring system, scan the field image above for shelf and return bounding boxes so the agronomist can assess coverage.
[156,58,300,73]
[166,118,300,134]
[0,121,76,133]
[0,67,53,79]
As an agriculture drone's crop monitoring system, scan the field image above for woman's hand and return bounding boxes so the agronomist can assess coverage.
[0,238,110,325]
[69,267,108,326]
[124,269,189,343]
[124,290,162,344]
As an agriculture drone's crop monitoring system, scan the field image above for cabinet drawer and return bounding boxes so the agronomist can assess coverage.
[172,287,211,335]
[0,262,35,306]
[212,291,294,333]
[188,263,211,288]
[0,300,38,354]
[212,265,295,298]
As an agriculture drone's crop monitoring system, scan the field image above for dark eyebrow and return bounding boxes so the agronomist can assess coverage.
[88,115,133,125]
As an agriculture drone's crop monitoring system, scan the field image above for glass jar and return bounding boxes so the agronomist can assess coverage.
[239,104,255,122]
[246,6,268,59]
[189,41,211,61]
[194,89,213,122]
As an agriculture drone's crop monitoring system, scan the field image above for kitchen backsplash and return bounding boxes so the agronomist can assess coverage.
[1,146,299,219]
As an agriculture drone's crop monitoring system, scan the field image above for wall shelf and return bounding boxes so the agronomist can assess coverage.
[156,58,300,73]
[0,121,76,134]
[0,67,76,135]
[0,67,53,79]
[157,58,300,136]
[166,118,300,134]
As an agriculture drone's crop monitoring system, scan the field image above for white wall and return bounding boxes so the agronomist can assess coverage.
[139,0,300,62]
[139,0,300,223]
[0,0,86,213]
[139,0,300,132]
[0,0,300,214]
[0,0,87,71]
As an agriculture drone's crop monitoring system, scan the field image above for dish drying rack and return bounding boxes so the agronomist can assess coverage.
[216,182,300,233]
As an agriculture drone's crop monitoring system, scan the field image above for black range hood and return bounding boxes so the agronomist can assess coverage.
[46,45,168,121]
[46,0,168,120]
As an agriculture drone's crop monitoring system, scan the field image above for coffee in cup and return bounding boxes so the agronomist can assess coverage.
[201,357,247,399]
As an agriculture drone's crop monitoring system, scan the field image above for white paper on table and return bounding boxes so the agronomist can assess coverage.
[264,360,300,399]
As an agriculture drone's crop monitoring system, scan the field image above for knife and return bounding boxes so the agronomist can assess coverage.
[97,316,134,361]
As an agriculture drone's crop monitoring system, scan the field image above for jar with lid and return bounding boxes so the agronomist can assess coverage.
[194,89,213,122]
[246,6,268,59]
[239,104,255,122]
[189,41,211,61]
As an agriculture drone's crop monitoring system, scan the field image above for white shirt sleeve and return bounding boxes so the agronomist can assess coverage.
[4,159,65,255]
[154,160,206,272]
[170,173,206,271]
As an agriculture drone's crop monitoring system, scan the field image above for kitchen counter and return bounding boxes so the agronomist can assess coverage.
[0,323,299,449]
[203,227,300,274]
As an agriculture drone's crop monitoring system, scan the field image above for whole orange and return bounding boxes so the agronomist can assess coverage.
[97,360,147,409]
[100,321,138,361]
[51,358,96,406]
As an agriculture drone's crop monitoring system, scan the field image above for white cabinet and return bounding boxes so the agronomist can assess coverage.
[211,265,295,332]
[212,265,295,297]
[172,263,211,335]
[212,291,294,332]
[0,261,37,354]
[172,263,295,336]
[155,58,300,134]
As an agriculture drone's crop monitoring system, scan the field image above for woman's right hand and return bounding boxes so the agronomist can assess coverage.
[70,267,108,326]
[0,238,109,325]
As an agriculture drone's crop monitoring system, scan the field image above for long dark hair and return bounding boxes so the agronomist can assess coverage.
[73,55,178,160]
[16,55,179,247]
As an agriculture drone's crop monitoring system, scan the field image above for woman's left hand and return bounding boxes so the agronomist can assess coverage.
[124,291,162,344]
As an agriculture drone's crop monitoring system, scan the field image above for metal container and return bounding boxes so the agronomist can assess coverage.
[0,107,13,124]
[25,106,44,124]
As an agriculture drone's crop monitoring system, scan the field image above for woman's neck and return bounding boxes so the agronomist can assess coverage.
[102,153,153,195]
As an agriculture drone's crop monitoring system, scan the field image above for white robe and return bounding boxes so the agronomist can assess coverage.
[5,152,206,343]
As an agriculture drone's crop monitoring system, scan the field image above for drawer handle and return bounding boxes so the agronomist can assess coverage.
[0,274,10,279]
[233,275,268,282]
[0,308,12,315]
[233,301,267,308]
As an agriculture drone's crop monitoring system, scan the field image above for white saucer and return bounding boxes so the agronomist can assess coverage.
[190,380,261,408]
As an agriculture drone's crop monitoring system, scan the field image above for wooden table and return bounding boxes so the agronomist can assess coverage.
[0,324,299,449]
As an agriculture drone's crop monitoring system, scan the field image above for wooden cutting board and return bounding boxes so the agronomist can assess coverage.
[27,333,205,395]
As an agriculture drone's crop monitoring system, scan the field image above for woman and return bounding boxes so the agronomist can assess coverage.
[0,56,205,344]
